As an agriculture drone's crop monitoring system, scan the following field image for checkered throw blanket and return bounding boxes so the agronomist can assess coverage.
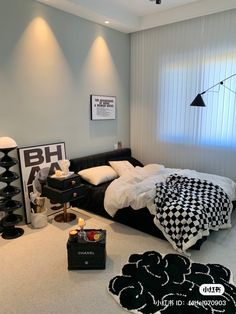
[154,174,232,252]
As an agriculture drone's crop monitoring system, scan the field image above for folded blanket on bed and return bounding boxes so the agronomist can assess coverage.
[104,166,236,252]
[104,166,236,218]
[154,174,233,252]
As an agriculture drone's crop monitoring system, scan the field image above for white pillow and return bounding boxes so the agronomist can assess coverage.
[143,163,165,175]
[78,165,118,186]
[109,160,134,176]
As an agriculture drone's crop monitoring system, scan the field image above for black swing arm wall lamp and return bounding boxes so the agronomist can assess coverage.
[190,73,236,107]
[149,0,162,4]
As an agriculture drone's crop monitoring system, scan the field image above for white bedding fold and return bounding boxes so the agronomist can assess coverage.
[104,166,236,217]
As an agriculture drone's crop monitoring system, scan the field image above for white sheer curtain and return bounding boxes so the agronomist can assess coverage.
[130,9,236,180]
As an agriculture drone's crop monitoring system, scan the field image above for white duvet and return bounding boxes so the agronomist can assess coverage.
[104,165,236,218]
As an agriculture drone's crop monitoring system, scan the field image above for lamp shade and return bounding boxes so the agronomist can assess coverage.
[190,94,206,107]
[0,137,17,149]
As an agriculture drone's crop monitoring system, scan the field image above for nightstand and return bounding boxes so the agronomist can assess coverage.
[43,174,87,223]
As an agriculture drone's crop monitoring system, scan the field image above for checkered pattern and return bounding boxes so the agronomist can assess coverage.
[154,174,232,252]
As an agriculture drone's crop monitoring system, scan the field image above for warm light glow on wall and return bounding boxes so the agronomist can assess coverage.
[32,17,50,45]
[81,35,117,88]
[10,17,72,100]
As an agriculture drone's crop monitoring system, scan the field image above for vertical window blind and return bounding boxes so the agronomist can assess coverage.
[130,9,236,180]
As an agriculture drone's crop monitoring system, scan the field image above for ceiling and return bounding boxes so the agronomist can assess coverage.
[37,0,236,33]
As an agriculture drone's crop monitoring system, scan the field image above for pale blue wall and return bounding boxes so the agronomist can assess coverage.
[0,0,130,159]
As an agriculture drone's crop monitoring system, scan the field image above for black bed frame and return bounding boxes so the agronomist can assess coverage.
[69,148,205,249]
[69,148,142,172]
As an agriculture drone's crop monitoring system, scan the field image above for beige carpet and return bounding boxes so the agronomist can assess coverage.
[0,208,236,314]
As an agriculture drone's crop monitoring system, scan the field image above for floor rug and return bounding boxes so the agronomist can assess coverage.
[108,251,236,314]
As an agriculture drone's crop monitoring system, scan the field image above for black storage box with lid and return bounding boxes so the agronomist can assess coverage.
[67,229,106,270]
[47,173,81,190]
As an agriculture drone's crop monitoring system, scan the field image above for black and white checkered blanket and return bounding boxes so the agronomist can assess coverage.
[154,174,232,252]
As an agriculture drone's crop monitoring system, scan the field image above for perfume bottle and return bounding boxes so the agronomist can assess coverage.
[78,218,86,239]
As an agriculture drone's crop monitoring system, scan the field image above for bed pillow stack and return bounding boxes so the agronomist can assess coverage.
[78,160,135,185]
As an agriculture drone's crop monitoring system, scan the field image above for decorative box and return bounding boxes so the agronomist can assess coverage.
[47,173,81,190]
[67,229,106,270]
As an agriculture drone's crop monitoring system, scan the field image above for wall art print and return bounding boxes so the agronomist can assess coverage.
[90,95,116,120]
[18,142,66,223]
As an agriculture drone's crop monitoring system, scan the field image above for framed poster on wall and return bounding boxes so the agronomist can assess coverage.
[18,142,66,224]
[90,95,116,120]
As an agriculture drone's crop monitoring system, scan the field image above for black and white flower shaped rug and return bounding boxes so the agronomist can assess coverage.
[108,251,236,314]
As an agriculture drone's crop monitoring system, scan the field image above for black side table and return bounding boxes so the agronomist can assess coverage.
[43,174,87,223]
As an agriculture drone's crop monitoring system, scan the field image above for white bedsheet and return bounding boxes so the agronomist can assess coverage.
[104,166,236,217]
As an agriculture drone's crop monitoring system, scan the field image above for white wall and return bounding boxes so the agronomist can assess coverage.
[0,0,130,158]
[130,9,236,181]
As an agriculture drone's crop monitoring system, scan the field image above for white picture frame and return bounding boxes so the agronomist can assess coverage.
[18,142,66,223]
[90,95,116,120]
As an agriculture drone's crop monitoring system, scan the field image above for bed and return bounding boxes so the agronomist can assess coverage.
[69,148,236,252]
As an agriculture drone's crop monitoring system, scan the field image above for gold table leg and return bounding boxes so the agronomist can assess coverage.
[54,203,76,223]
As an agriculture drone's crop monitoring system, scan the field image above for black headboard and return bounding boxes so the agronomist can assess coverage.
[69,148,143,173]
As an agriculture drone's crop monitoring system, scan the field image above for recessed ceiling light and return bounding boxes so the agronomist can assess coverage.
[105,21,110,24]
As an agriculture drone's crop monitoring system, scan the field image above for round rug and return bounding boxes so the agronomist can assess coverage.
[108,251,236,314]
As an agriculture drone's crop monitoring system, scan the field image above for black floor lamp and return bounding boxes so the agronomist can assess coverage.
[0,137,24,239]
[190,73,236,107]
